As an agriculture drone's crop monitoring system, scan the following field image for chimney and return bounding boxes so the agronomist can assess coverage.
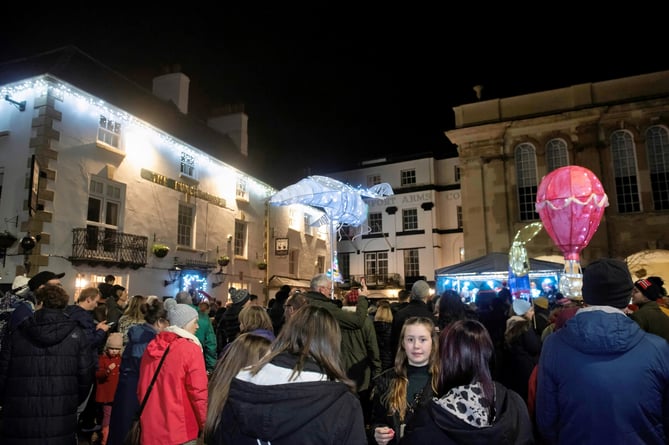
[208,104,248,156]
[153,65,190,114]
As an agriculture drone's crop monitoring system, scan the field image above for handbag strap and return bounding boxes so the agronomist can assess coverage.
[136,345,171,418]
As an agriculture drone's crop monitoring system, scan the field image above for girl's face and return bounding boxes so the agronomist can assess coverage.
[107,347,121,357]
[402,324,433,366]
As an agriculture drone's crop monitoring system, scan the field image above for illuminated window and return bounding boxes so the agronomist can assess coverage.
[180,152,196,178]
[611,130,641,213]
[234,220,247,257]
[97,115,121,148]
[401,169,416,186]
[178,202,195,247]
[236,177,249,201]
[402,208,418,230]
[646,125,669,210]
[515,143,539,221]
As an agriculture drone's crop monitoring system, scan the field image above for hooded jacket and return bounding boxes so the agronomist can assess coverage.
[214,352,367,444]
[137,328,208,445]
[401,382,534,444]
[107,323,159,445]
[0,307,94,445]
[537,307,669,444]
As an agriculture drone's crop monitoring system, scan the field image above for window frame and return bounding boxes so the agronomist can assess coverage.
[400,168,416,187]
[515,143,539,221]
[611,130,641,213]
[645,125,669,211]
[402,208,418,231]
[177,202,195,248]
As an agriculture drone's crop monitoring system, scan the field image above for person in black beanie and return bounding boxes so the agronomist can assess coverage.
[536,258,669,445]
[630,277,669,342]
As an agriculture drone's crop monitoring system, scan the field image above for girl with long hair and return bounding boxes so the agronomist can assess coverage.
[402,319,534,444]
[370,316,440,445]
[203,333,271,443]
[210,304,367,444]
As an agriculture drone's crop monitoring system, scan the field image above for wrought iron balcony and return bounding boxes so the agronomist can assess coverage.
[343,273,402,289]
[70,227,148,269]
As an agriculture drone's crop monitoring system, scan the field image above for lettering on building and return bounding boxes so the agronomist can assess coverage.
[140,168,227,208]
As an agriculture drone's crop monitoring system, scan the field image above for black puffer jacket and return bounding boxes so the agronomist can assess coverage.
[0,308,94,445]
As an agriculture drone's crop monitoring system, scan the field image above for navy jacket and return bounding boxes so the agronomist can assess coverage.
[537,307,669,444]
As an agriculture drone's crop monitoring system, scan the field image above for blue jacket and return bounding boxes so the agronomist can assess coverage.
[107,323,158,445]
[537,307,669,444]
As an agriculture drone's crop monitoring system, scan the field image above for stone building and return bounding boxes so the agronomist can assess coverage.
[446,70,669,272]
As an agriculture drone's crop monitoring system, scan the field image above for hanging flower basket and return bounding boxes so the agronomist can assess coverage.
[257,261,267,270]
[152,243,170,258]
[0,231,18,249]
[217,256,230,266]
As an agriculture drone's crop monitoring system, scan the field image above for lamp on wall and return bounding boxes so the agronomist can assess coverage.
[163,266,182,287]
[211,267,226,288]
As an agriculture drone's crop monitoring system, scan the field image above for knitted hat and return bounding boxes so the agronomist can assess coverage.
[28,271,65,291]
[411,280,431,301]
[164,298,198,328]
[512,299,532,316]
[229,287,250,305]
[106,332,123,349]
[634,279,663,301]
[582,258,633,309]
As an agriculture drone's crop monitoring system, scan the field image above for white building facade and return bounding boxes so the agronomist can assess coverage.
[328,155,463,298]
[0,48,328,303]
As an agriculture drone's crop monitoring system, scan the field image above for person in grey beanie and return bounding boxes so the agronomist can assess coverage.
[536,258,669,445]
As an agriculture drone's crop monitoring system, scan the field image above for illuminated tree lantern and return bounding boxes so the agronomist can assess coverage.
[535,166,609,299]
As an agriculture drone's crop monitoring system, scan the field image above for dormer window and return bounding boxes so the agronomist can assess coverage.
[97,115,121,149]
[236,177,249,202]
[180,152,196,179]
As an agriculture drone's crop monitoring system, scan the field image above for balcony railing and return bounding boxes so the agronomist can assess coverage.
[70,228,148,268]
[343,273,402,289]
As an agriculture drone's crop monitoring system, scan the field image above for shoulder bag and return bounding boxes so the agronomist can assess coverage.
[123,345,171,445]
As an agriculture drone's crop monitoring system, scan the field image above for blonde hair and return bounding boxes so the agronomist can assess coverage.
[374,300,393,323]
[383,317,439,421]
[238,305,274,333]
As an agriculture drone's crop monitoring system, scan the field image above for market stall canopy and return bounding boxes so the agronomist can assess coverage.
[435,252,564,277]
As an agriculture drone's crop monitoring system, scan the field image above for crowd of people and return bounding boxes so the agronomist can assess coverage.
[1,262,669,444]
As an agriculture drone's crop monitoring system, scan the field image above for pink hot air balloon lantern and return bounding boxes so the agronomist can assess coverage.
[535,166,609,299]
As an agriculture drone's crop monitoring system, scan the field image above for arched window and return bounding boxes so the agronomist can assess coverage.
[611,130,640,213]
[545,138,569,172]
[645,125,669,210]
[515,143,539,221]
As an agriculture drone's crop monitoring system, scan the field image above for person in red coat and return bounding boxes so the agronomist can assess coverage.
[137,298,208,445]
[96,332,122,445]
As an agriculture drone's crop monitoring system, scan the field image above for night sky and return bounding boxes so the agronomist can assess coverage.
[3,6,668,188]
